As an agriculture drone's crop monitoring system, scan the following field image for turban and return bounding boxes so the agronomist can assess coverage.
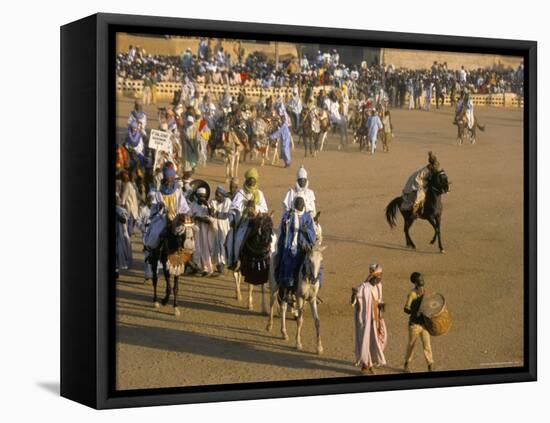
[244,168,259,181]
[215,185,227,195]
[162,165,176,178]
[369,264,383,277]
[196,187,207,195]
[296,166,308,180]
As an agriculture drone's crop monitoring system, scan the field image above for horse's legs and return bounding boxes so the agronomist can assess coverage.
[471,126,476,144]
[434,215,444,253]
[233,271,242,302]
[309,297,323,355]
[235,152,240,179]
[320,131,328,151]
[173,276,181,316]
[151,250,160,308]
[266,282,277,332]
[247,283,254,311]
[295,297,304,351]
[404,216,416,249]
[260,284,268,315]
[161,262,171,305]
[280,294,289,340]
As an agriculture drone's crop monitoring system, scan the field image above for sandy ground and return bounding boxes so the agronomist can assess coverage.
[116,99,524,390]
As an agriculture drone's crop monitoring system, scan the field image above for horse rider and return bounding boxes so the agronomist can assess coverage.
[128,100,147,130]
[401,152,441,214]
[455,91,474,129]
[283,165,317,216]
[227,101,248,147]
[275,196,317,304]
[287,87,303,134]
[150,162,191,223]
[226,168,268,271]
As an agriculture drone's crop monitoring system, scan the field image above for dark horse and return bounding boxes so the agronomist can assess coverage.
[149,214,194,316]
[385,169,450,253]
[233,212,274,312]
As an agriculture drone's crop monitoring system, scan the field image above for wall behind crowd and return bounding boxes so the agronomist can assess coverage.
[380,48,522,70]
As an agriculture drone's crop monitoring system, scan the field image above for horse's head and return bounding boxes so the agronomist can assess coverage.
[249,213,274,249]
[430,169,450,195]
[304,245,326,283]
[171,214,193,248]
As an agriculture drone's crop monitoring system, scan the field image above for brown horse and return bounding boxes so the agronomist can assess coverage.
[300,108,329,157]
[455,112,485,145]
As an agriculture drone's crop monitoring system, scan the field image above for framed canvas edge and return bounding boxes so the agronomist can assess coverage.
[77,12,537,409]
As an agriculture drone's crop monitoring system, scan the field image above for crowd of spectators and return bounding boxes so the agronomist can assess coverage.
[116,40,524,103]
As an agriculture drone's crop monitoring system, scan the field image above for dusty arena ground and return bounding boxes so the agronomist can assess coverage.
[115,98,524,390]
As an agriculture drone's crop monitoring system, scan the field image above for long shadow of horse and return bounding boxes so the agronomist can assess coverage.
[116,288,258,318]
[324,234,441,255]
[117,321,359,376]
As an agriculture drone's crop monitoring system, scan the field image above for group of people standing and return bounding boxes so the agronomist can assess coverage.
[352,266,435,375]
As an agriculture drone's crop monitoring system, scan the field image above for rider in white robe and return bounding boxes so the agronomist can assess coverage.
[226,168,268,269]
[282,166,316,216]
[401,152,440,212]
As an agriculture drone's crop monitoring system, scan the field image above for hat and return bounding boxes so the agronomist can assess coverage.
[296,165,308,180]
[369,264,383,277]
[186,115,195,124]
[196,187,207,195]
[215,185,227,195]
[244,168,259,181]
[162,165,176,178]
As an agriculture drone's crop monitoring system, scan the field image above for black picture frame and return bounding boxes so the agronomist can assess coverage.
[60,12,537,409]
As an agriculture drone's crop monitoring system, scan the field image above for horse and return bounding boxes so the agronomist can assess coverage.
[149,214,195,316]
[384,169,450,253]
[455,112,485,145]
[233,212,274,312]
[248,116,278,166]
[300,108,329,157]
[266,243,326,354]
[354,109,372,152]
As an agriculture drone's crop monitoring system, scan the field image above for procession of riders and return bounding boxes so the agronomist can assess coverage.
[114,43,506,374]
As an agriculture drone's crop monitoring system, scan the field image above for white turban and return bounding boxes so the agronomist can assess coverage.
[196,187,207,195]
[296,166,308,180]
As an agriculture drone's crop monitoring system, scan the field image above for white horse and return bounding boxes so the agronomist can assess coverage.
[224,130,244,181]
[266,243,326,355]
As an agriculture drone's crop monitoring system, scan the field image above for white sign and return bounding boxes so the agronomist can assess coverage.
[148,129,172,152]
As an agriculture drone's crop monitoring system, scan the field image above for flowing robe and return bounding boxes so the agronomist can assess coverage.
[225,189,268,266]
[274,210,316,288]
[354,281,387,368]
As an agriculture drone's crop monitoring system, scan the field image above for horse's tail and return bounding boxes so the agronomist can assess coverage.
[385,196,403,228]
[476,120,485,131]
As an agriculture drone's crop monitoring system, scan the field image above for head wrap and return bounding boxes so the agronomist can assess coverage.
[244,168,261,206]
[296,166,308,180]
[215,185,227,196]
[162,166,176,179]
[244,168,259,181]
[196,187,207,195]
[428,151,440,171]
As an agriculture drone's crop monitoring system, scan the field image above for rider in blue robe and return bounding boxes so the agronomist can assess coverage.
[275,197,316,290]
[269,106,292,167]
